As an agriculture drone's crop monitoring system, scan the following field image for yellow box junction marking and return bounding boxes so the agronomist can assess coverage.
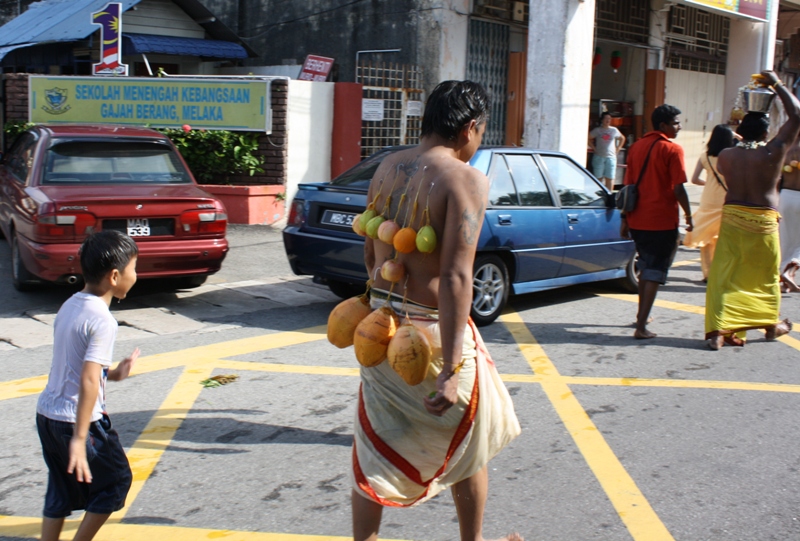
[2,296,799,541]
[500,311,675,540]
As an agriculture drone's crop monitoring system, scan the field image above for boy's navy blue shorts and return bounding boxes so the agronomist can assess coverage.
[36,413,132,518]
[630,228,679,285]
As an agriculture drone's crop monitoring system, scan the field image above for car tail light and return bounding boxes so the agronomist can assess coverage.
[180,210,227,234]
[35,213,97,240]
[288,199,306,226]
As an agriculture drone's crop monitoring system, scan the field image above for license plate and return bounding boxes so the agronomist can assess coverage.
[321,210,357,228]
[127,218,151,237]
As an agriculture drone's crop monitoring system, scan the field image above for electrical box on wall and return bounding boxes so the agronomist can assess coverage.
[512,2,525,22]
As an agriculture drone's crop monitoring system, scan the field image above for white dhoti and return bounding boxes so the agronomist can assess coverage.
[351,290,520,507]
[779,188,800,271]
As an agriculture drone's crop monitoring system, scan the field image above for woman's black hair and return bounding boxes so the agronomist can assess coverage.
[736,112,769,143]
[651,104,681,131]
[79,230,138,284]
[706,124,736,156]
[420,80,490,141]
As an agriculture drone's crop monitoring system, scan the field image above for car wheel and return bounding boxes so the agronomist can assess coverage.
[11,234,37,291]
[173,275,208,289]
[471,254,509,327]
[617,252,639,293]
[328,279,366,300]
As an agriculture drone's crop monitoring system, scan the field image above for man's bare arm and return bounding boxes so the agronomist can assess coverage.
[425,168,487,416]
[766,71,800,154]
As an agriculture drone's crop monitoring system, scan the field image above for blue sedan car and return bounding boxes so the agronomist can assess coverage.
[283,147,637,326]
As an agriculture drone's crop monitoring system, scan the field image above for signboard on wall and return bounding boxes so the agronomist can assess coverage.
[298,55,334,81]
[29,76,271,131]
[681,0,768,22]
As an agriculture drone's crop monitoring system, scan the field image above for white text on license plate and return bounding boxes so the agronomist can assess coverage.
[323,211,356,227]
[127,218,151,237]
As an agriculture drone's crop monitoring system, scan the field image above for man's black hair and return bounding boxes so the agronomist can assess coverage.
[736,112,770,142]
[707,124,736,157]
[79,230,138,284]
[652,104,681,132]
[420,80,490,141]
[600,111,612,120]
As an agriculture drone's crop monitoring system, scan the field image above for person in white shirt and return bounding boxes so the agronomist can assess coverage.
[36,230,140,541]
[589,112,626,190]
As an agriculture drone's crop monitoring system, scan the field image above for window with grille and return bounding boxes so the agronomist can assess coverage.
[356,62,423,160]
[595,0,650,45]
[666,4,729,75]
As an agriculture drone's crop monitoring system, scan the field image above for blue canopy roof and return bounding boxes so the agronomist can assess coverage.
[123,33,247,59]
[0,0,256,61]
[0,0,142,50]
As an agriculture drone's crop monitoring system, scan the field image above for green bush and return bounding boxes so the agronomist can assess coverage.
[3,120,33,146]
[156,127,264,184]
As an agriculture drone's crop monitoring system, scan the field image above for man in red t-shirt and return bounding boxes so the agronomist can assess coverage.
[621,104,694,339]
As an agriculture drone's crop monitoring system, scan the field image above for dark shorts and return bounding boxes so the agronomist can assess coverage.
[36,413,132,518]
[630,228,679,285]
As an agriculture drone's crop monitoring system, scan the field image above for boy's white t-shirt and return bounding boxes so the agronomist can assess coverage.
[37,292,118,423]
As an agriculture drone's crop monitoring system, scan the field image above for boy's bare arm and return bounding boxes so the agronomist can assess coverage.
[424,168,488,416]
[108,347,140,381]
[68,361,103,483]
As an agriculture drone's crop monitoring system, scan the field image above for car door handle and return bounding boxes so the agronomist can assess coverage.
[567,214,579,224]
[498,214,512,225]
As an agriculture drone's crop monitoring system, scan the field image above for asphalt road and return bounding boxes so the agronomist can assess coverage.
[1,224,799,541]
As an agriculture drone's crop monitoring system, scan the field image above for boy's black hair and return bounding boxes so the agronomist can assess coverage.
[706,124,736,157]
[736,112,769,142]
[600,111,612,120]
[79,231,138,284]
[652,104,681,132]
[420,80,490,141]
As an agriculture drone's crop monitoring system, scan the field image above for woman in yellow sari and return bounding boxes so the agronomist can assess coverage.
[683,124,737,281]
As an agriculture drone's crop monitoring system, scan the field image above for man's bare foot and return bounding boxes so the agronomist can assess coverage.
[707,335,724,350]
[634,328,657,339]
[765,319,793,340]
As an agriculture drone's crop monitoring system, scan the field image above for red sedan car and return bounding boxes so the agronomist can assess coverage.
[0,124,228,290]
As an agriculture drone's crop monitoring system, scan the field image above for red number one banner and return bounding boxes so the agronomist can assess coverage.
[92,2,128,76]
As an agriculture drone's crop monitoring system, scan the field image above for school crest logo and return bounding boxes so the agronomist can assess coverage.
[42,88,71,115]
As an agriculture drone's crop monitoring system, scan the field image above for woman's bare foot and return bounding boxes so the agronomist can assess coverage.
[634,328,657,339]
[780,261,800,292]
[723,335,744,347]
[707,335,724,350]
[488,534,524,541]
[765,319,793,340]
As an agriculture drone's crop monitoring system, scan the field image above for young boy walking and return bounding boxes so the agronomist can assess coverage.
[36,230,140,541]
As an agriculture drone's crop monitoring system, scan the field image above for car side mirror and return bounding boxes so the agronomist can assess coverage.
[604,190,617,208]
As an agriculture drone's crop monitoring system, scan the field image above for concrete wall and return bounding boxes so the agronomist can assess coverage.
[524,0,595,161]
[286,80,334,204]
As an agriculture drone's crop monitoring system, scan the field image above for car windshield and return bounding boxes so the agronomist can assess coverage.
[41,140,192,185]
[330,148,398,188]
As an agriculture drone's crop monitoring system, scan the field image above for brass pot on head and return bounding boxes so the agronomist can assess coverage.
[742,86,776,114]
[742,74,776,114]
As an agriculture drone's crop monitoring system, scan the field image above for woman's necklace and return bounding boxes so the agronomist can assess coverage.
[736,140,766,150]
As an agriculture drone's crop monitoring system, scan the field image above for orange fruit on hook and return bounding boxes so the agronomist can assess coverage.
[393,227,417,254]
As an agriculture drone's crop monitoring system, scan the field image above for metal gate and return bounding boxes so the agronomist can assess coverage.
[466,18,509,146]
[356,62,423,160]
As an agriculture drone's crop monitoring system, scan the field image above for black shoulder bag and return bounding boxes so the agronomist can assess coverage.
[707,153,727,192]
[616,138,660,213]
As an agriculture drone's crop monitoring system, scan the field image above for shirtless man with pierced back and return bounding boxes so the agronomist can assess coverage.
[351,80,522,541]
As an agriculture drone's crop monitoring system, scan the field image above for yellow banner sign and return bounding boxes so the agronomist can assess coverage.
[29,76,270,131]
[681,0,768,21]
